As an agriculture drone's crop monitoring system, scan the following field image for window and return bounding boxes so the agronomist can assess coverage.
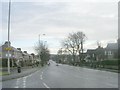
[108,51,112,55]
[104,51,107,55]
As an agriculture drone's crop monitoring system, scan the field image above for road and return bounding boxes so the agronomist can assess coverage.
[2,60,118,88]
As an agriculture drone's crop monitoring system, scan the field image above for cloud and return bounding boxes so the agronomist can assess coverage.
[1,1,118,54]
[2,0,119,3]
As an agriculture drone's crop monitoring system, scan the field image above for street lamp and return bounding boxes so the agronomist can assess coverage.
[38,34,45,44]
[44,41,47,48]
[7,0,11,74]
[38,34,45,60]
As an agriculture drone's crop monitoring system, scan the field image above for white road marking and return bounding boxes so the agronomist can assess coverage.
[40,75,43,80]
[43,82,50,88]
[15,78,21,88]
[22,76,27,88]
[23,80,26,83]
[23,76,27,79]
[106,83,118,87]
[23,82,26,88]
[14,86,19,88]
[27,73,33,77]
[23,85,26,88]
[42,72,43,74]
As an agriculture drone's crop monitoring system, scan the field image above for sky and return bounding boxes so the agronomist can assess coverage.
[1,0,119,54]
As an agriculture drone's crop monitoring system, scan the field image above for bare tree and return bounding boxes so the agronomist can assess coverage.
[75,32,86,62]
[62,34,77,64]
[62,31,86,65]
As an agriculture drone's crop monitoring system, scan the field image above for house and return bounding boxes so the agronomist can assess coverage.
[0,41,16,67]
[86,46,105,61]
[0,41,35,67]
[104,43,118,60]
[0,41,25,67]
[85,49,96,62]
[95,46,105,61]
[1,41,13,60]
[86,40,118,61]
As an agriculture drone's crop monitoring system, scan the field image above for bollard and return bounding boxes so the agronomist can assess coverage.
[17,66,21,73]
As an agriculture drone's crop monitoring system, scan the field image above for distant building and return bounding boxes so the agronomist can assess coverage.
[86,49,96,62]
[0,41,24,67]
[86,40,118,61]
[95,46,105,61]
[104,43,118,60]
[86,46,105,62]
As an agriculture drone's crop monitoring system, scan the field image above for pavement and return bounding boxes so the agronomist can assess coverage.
[2,60,118,88]
[0,66,41,82]
[79,66,119,73]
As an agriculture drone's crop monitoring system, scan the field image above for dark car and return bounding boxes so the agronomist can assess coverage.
[56,63,59,66]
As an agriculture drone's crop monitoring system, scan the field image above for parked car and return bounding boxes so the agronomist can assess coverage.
[56,63,59,66]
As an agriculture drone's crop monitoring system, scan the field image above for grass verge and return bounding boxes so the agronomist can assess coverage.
[0,72,9,76]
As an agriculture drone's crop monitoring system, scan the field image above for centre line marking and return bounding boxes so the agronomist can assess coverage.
[14,86,19,88]
[23,85,26,88]
[23,76,27,88]
[43,82,50,88]
[16,78,20,86]
[40,75,43,80]
[23,80,26,83]
[23,80,26,88]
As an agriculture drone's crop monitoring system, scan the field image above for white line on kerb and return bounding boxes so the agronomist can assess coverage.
[43,82,50,88]
[106,83,118,87]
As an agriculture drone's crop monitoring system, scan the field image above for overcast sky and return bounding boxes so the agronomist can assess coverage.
[1,0,119,54]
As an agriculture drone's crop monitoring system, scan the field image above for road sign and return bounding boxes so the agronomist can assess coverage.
[4,47,12,51]
[6,53,12,57]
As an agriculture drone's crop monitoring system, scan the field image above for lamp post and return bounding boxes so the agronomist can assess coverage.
[44,41,47,48]
[7,0,11,74]
[38,34,45,61]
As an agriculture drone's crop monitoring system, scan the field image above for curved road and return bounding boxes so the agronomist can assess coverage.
[2,60,118,88]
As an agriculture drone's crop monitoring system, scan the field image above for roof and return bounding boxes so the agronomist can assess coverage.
[87,49,96,54]
[106,43,118,50]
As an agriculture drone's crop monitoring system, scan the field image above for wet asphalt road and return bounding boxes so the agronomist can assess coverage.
[2,60,118,88]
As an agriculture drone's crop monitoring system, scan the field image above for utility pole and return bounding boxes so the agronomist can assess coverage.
[38,34,45,66]
[7,0,11,74]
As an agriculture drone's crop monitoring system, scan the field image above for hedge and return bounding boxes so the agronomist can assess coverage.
[101,60,118,66]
